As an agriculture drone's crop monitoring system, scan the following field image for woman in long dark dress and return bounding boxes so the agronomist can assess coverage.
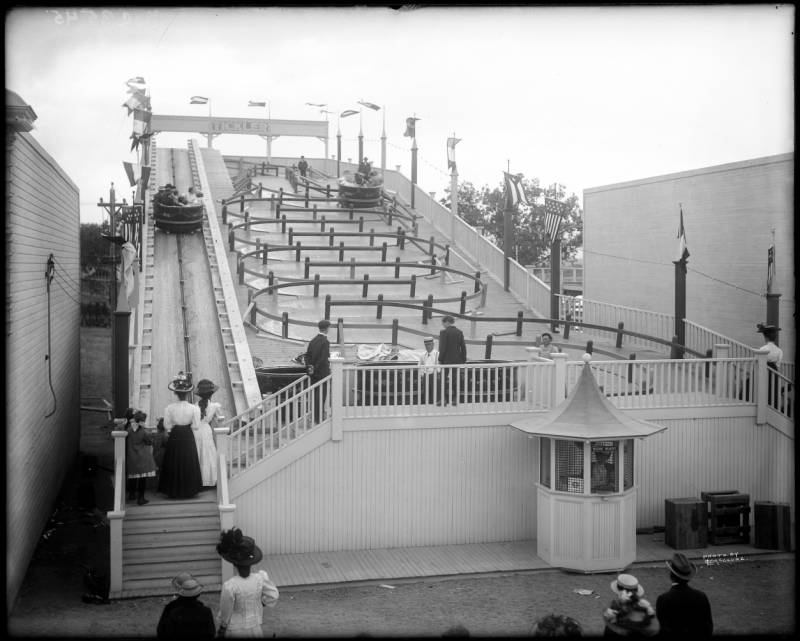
[158,373,203,499]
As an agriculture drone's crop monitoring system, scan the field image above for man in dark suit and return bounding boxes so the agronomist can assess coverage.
[157,572,215,639]
[298,156,309,177]
[305,319,331,422]
[438,315,466,406]
[656,553,713,638]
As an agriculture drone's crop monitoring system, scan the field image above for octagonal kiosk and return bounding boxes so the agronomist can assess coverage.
[511,356,666,572]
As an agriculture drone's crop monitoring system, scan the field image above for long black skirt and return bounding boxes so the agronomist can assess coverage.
[158,424,203,499]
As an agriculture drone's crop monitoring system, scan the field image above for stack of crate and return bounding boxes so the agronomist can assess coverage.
[701,490,751,544]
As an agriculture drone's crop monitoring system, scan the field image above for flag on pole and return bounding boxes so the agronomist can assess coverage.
[447,137,461,171]
[543,197,569,245]
[676,206,690,262]
[503,172,528,208]
[125,76,145,87]
[767,245,775,293]
[358,101,381,111]
[190,96,209,104]
[306,102,327,107]
[122,162,152,188]
[130,131,154,152]
[404,117,420,138]
[122,91,150,114]
[117,241,139,311]
[340,109,359,118]
[132,108,152,135]
[248,100,266,107]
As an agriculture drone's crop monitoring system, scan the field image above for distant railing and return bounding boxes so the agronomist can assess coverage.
[767,367,794,419]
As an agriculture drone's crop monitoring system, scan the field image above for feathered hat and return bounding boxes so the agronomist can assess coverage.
[168,371,194,393]
[217,528,263,566]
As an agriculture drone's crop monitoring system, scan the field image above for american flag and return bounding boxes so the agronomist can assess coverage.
[676,206,690,262]
[504,172,528,209]
[190,96,209,104]
[447,137,461,171]
[358,100,381,111]
[543,197,569,245]
[767,244,775,293]
[340,109,359,118]
[122,91,150,114]
[404,116,420,138]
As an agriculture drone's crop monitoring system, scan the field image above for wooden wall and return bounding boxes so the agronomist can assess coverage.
[232,425,539,555]
[583,153,794,359]
[5,130,81,610]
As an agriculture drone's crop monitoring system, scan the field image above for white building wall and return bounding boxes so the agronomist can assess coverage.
[584,154,794,360]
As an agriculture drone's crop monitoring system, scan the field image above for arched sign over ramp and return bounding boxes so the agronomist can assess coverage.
[150,114,328,161]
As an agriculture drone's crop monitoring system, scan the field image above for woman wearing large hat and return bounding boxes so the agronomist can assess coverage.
[216,528,279,637]
[194,379,221,487]
[158,372,203,499]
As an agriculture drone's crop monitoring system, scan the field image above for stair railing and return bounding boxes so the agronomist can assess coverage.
[214,425,236,582]
[108,429,128,596]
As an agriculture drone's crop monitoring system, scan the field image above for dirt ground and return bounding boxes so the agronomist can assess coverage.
[7,327,795,638]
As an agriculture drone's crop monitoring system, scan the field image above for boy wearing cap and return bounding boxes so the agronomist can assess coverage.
[656,553,713,638]
[157,572,215,639]
[418,336,439,404]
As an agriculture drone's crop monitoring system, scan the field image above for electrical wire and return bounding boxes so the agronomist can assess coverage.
[52,257,83,290]
[52,277,82,306]
[52,268,83,298]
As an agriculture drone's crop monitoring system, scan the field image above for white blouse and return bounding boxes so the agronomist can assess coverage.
[163,401,201,434]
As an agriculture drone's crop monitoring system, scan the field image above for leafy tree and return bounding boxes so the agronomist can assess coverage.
[440,176,583,266]
[80,221,111,269]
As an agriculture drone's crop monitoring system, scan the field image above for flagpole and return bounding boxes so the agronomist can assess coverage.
[766,227,781,343]
[450,138,458,243]
[267,102,272,165]
[358,108,364,165]
[671,203,688,359]
[336,115,342,178]
[380,106,386,175]
[410,113,418,209]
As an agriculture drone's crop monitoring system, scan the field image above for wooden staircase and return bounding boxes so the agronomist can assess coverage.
[119,489,222,598]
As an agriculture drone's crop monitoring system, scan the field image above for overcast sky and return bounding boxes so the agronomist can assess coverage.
[6,5,794,224]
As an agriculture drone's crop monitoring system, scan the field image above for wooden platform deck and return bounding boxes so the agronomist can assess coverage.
[265,534,790,588]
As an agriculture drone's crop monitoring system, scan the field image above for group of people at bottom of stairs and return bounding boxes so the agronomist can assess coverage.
[121,372,224,505]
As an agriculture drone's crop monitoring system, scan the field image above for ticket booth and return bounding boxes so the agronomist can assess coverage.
[511,356,666,572]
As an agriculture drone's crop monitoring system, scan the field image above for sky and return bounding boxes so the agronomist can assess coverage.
[5,5,794,225]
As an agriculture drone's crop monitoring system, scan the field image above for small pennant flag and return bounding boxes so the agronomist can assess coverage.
[447,137,461,171]
[190,96,209,104]
[503,172,528,208]
[130,131,154,152]
[340,109,359,118]
[358,101,381,111]
[543,197,569,245]
[132,108,152,135]
[404,117,420,138]
[125,76,145,86]
[122,162,152,188]
[248,100,267,107]
[306,102,327,107]
[767,245,775,293]
[676,206,690,263]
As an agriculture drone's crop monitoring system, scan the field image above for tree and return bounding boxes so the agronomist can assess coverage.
[80,221,111,269]
[440,176,583,266]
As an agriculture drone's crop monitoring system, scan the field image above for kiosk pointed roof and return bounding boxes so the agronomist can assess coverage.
[511,359,666,441]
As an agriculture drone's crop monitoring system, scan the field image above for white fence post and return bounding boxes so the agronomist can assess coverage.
[755,347,769,425]
[713,344,730,398]
[552,353,568,406]
[330,357,344,441]
[108,430,128,596]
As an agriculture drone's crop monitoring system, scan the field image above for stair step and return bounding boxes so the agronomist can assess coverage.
[124,500,218,519]
[124,543,218,564]
[123,558,221,580]
[124,532,219,550]
[124,515,220,534]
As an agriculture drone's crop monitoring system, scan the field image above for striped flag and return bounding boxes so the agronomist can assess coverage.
[125,76,145,86]
[122,91,149,114]
[132,108,151,135]
[503,172,528,208]
[404,117,420,138]
[447,137,461,171]
[767,245,775,293]
[340,109,359,118]
[248,100,266,107]
[676,206,690,262]
[190,96,209,104]
[543,197,569,245]
[358,100,381,111]
[122,162,152,188]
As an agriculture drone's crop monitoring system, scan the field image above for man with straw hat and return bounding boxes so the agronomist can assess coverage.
[216,528,279,637]
[656,553,713,638]
[157,572,215,639]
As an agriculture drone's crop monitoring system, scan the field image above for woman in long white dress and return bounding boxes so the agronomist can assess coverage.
[194,379,221,487]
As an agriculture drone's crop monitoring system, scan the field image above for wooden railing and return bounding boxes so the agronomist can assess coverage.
[108,430,128,596]
[767,367,794,419]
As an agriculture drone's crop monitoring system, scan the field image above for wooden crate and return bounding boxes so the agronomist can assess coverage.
[754,502,792,551]
[665,498,708,550]
[702,491,751,545]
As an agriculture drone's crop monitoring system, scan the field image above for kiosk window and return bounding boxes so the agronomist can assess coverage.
[591,441,619,493]
[623,439,634,490]
[540,438,551,487]
[556,440,583,493]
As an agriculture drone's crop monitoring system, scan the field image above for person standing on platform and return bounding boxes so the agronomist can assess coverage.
[438,315,466,406]
[157,572,216,639]
[159,372,203,499]
[297,156,309,177]
[418,336,439,404]
[216,528,280,638]
[656,553,713,639]
[125,410,156,505]
[757,324,784,409]
[539,332,562,360]
[194,379,221,488]
[305,319,331,422]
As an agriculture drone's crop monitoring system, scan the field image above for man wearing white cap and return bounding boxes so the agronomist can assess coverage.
[418,336,439,404]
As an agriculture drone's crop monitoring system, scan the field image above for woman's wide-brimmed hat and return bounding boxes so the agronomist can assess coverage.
[196,379,219,397]
[217,528,263,566]
[172,572,203,597]
[666,552,697,581]
[168,372,194,393]
[611,573,645,598]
